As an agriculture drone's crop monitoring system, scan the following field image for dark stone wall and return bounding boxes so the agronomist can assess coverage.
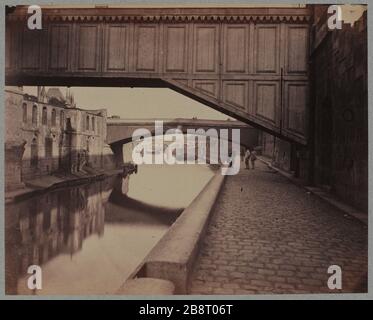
[311,8,368,211]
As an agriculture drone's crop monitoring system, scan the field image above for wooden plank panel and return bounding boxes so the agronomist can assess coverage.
[5,25,13,70]
[175,79,188,86]
[223,81,247,110]
[135,25,158,72]
[106,25,128,71]
[193,80,218,98]
[224,25,247,73]
[21,29,41,70]
[254,81,278,123]
[287,26,308,74]
[285,82,308,135]
[255,25,278,74]
[164,25,187,72]
[194,25,218,73]
[49,25,70,70]
[77,25,99,71]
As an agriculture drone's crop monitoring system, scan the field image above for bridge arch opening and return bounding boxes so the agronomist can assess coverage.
[23,86,236,121]
[21,85,258,172]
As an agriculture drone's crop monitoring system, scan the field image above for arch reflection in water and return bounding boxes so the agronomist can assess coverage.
[5,164,215,295]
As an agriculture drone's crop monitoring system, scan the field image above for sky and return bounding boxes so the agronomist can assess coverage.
[23,86,233,120]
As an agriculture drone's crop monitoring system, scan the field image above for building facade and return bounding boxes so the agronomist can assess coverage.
[5,86,116,192]
[311,5,368,211]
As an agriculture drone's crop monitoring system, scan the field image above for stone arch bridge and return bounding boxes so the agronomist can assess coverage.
[106,118,258,165]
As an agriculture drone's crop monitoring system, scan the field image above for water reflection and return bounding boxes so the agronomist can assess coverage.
[5,164,215,295]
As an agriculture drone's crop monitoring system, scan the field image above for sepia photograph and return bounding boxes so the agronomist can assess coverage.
[3,2,369,299]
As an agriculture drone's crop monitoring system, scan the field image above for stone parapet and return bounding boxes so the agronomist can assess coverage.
[138,170,225,294]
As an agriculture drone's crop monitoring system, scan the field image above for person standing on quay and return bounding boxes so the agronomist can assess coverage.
[250,149,257,169]
[244,148,251,169]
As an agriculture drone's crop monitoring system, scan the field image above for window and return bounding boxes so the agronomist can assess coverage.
[31,138,38,167]
[66,118,72,130]
[51,109,56,127]
[92,117,95,132]
[22,103,27,123]
[45,137,53,159]
[42,107,47,125]
[32,105,38,125]
[86,115,90,131]
[60,111,65,129]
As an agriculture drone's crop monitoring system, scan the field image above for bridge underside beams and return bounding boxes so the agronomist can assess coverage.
[5,7,310,145]
[164,79,307,145]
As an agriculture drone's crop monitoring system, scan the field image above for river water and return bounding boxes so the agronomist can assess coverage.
[5,164,216,295]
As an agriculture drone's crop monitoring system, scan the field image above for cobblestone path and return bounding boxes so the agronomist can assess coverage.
[190,161,368,294]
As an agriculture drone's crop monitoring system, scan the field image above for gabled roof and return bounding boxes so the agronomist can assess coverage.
[47,88,65,103]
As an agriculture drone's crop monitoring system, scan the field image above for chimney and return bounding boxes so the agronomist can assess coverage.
[37,86,41,101]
